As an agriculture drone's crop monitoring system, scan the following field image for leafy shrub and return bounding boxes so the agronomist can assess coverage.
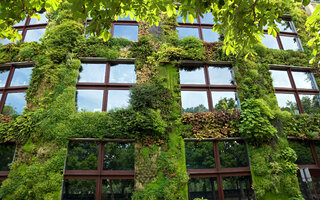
[130,36,154,59]
[178,36,205,60]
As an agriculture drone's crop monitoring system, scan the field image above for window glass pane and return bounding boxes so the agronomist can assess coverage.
[270,70,292,88]
[0,31,22,45]
[188,178,219,200]
[76,90,103,112]
[261,34,279,49]
[118,13,135,20]
[177,12,198,23]
[0,69,10,87]
[13,18,26,27]
[200,12,214,24]
[275,93,299,114]
[0,93,2,101]
[276,20,295,32]
[289,140,315,165]
[185,142,215,169]
[0,143,15,171]
[62,179,96,200]
[113,25,138,41]
[24,28,46,42]
[219,141,249,168]
[109,64,136,83]
[280,36,301,51]
[181,91,209,113]
[103,143,134,170]
[29,13,48,24]
[78,63,106,83]
[66,141,99,170]
[107,90,130,111]
[10,67,33,86]
[2,92,26,115]
[299,94,320,114]
[179,68,205,84]
[202,28,220,42]
[177,27,200,39]
[212,91,238,111]
[223,176,255,200]
[208,66,233,85]
[101,179,134,199]
[292,71,317,89]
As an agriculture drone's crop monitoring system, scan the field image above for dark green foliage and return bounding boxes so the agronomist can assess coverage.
[178,37,205,61]
[284,113,320,138]
[130,36,154,59]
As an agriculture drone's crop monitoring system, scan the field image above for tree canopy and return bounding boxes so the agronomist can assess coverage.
[0,0,317,56]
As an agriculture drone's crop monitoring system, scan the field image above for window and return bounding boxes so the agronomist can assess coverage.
[76,62,136,112]
[0,142,16,181]
[270,67,320,114]
[180,65,238,113]
[62,140,134,200]
[185,139,254,200]
[0,65,33,115]
[177,11,220,42]
[261,19,303,51]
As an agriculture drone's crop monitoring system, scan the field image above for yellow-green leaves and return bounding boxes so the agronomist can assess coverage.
[306,4,320,63]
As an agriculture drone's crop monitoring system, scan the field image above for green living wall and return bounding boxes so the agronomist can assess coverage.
[0,1,319,200]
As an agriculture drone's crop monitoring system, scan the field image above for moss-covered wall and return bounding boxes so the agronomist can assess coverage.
[0,1,319,200]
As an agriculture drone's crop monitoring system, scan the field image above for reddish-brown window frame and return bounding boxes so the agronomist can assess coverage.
[185,137,253,200]
[270,65,320,114]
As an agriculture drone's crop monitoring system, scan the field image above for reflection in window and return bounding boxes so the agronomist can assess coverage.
[10,67,33,86]
[270,70,292,88]
[0,143,15,171]
[202,28,220,42]
[280,36,301,51]
[101,179,134,199]
[2,92,26,115]
[62,179,96,200]
[76,90,103,112]
[188,178,219,200]
[275,93,299,114]
[208,66,233,85]
[29,13,48,24]
[299,94,320,114]
[219,141,249,168]
[103,143,134,170]
[0,93,2,101]
[177,13,198,23]
[212,91,238,111]
[181,91,209,113]
[223,176,255,200]
[276,20,295,32]
[200,12,214,24]
[261,34,279,49]
[66,141,99,170]
[109,64,136,83]
[185,142,215,169]
[13,18,26,27]
[113,25,138,41]
[78,63,106,83]
[24,28,46,42]
[292,72,317,90]
[0,69,10,87]
[289,140,315,165]
[179,68,205,84]
[177,27,200,39]
[0,31,22,45]
[107,90,130,111]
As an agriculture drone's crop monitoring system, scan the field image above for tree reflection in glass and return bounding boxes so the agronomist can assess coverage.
[0,69,10,87]
[2,92,26,115]
[219,141,249,168]
[181,91,209,113]
[66,141,99,170]
[179,68,205,84]
[76,90,104,112]
[212,92,238,111]
[208,66,233,85]
[276,20,294,32]
[222,176,255,200]
[289,140,315,165]
[0,143,15,171]
[62,179,96,200]
[103,143,134,170]
[10,67,33,86]
[188,177,219,200]
[275,93,299,114]
[299,95,320,114]
[292,72,317,90]
[109,64,136,84]
[185,142,215,169]
[101,179,134,200]
[78,63,106,83]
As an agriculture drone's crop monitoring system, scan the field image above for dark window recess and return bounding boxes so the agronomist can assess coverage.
[103,142,134,170]
[62,179,96,200]
[101,179,134,200]
[185,142,215,169]
[289,140,315,165]
[188,177,219,200]
[219,141,249,168]
[222,176,255,200]
[0,143,15,171]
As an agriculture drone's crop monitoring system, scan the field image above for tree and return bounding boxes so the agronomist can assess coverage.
[0,0,301,56]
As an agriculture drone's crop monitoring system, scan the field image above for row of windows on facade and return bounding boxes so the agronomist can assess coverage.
[0,12,302,51]
[0,63,319,115]
[2,139,320,199]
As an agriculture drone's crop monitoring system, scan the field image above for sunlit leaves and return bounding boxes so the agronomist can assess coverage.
[306,4,320,63]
